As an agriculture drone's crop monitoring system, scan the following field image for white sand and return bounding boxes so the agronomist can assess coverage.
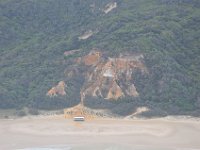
[0,116,200,150]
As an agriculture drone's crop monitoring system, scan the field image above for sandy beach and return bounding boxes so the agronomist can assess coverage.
[0,116,200,150]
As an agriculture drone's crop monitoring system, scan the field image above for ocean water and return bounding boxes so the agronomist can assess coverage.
[17,145,130,150]
[17,145,71,150]
[18,146,198,150]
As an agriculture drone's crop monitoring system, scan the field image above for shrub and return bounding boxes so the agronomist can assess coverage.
[4,115,9,119]
[16,111,26,117]
[28,108,39,115]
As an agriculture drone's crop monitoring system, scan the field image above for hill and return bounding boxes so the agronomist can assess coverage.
[0,0,200,116]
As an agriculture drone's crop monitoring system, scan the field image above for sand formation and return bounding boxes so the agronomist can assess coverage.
[47,51,148,101]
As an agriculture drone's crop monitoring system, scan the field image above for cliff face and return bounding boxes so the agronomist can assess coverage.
[80,51,147,100]
[48,51,148,101]
[47,81,66,97]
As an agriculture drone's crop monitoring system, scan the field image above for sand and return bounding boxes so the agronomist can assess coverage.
[0,116,200,150]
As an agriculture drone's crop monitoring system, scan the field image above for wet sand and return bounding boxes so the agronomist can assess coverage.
[0,116,200,150]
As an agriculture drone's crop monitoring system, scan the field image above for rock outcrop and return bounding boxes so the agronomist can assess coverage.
[103,2,117,14]
[78,30,94,40]
[64,49,81,57]
[47,50,147,101]
[46,81,66,97]
[63,51,148,101]
[82,51,101,66]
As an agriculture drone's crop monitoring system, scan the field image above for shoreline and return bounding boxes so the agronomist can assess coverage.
[1,115,200,150]
[1,113,200,122]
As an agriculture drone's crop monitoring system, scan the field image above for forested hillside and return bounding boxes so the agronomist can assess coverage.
[0,0,200,116]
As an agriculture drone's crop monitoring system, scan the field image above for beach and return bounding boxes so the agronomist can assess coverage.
[0,116,200,150]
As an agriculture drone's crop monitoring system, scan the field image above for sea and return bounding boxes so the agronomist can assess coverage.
[17,145,71,150]
[16,145,128,150]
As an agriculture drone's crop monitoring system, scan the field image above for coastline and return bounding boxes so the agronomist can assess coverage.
[0,115,200,150]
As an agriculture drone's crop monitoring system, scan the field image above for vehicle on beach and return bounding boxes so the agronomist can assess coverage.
[73,116,85,121]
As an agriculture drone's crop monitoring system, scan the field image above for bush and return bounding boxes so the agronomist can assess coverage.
[4,115,9,119]
[28,108,39,115]
[55,110,64,115]
[16,111,26,117]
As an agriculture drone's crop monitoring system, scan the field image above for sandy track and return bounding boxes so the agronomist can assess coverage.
[0,116,200,150]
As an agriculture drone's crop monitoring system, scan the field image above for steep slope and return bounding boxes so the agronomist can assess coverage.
[0,0,200,116]
[52,51,147,101]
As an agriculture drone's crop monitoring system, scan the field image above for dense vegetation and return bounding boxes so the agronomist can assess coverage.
[0,0,200,115]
